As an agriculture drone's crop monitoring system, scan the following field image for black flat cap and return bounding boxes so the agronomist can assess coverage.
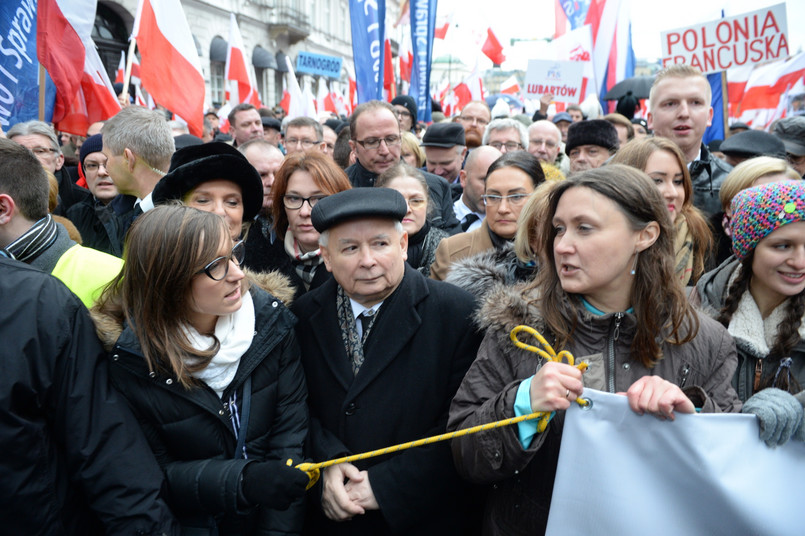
[721,130,786,159]
[152,142,263,222]
[261,117,282,132]
[312,188,407,233]
[773,117,805,156]
[422,122,465,147]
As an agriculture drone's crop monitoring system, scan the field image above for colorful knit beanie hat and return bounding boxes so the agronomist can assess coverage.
[730,181,805,260]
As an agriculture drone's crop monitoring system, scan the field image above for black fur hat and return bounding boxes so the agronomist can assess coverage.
[565,120,619,155]
[152,142,263,222]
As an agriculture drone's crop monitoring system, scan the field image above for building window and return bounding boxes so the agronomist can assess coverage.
[210,62,225,107]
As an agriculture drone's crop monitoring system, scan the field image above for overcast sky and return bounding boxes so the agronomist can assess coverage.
[432,0,802,69]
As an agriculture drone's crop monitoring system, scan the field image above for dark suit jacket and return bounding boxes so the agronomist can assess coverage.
[292,266,483,535]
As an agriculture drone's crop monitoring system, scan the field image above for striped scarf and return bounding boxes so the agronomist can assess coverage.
[3,214,59,263]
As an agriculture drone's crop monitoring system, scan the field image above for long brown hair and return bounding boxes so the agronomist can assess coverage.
[270,151,352,238]
[611,137,713,281]
[95,204,236,388]
[531,165,699,368]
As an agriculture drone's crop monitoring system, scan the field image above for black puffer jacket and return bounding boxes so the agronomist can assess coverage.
[92,274,308,535]
[0,256,177,535]
[65,195,127,257]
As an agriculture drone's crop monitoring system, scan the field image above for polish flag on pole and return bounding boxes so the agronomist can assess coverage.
[285,56,317,119]
[500,75,521,95]
[383,37,396,101]
[465,61,485,101]
[279,76,290,114]
[316,79,337,114]
[132,0,205,137]
[115,51,142,85]
[225,13,261,107]
[37,0,94,124]
[434,14,451,39]
[56,38,122,135]
[736,52,805,128]
[482,28,506,66]
[399,32,413,85]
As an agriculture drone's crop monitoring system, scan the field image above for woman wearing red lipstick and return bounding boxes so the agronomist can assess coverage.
[91,205,311,534]
[693,181,805,411]
[449,166,742,535]
[612,137,712,285]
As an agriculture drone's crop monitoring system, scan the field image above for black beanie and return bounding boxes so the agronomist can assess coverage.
[79,134,104,167]
[565,120,619,155]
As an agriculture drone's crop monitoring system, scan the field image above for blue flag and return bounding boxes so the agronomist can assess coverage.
[0,0,55,129]
[408,0,437,123]
[704,72,725,144]
[349,0,386,103]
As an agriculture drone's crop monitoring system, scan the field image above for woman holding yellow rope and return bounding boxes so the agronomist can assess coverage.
[448,165,742,536]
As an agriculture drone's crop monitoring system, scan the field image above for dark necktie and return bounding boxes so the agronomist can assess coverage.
[358,309,375,346]
[461,213,479,232]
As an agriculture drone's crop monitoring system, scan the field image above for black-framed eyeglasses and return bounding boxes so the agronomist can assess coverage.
[84,161,108,172]
[285,138,322,148]
[482,193,531,206]
[488,141,523,151]
[395,109,413,118]
[353,135,402,150]
[196,241,246,281]
[283,194,328,210]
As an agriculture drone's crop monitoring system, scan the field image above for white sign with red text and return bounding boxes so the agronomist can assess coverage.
[660,4,789,74]
[524,59,584,104]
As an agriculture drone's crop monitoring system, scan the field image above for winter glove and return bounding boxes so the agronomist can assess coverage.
[742,388,804,447]
[241,460,310,509]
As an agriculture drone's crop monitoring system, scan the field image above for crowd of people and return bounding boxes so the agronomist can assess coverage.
[2,62,805,535]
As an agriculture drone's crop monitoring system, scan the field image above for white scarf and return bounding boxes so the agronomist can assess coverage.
[185,290,255,397]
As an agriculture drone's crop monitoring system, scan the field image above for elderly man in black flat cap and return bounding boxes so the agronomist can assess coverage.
[422,122,467,188]
[292,188,483,536]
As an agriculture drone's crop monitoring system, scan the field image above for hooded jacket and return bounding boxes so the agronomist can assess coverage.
[91,272,307,535]
[448,284,740,536]
[694,257,805,401]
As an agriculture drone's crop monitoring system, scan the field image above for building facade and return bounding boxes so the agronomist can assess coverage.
[94,0,400,112]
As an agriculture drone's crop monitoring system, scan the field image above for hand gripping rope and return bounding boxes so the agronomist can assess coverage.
[292,325,589,489]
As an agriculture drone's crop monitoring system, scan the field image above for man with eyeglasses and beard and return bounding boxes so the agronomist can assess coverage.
[456,101,491,149]
[345,100,461,235]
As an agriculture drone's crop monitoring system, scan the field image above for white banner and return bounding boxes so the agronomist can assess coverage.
[546,389,805,536]
[660,4,789,74]
[524,59,585,104]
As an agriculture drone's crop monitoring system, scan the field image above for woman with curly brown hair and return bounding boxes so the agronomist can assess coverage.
[611,136,713,285]
[448,165,742,535]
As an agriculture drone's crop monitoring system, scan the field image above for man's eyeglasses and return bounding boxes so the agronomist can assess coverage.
[482,193,531,206]
[84,162,108,172]
[31,147,58,156]
[197,241,246,281]
[458,116,489,126]
[353,135,402,150]
[488,141,523,151]
[283,194,328,210]
[285,138,321,149]
[395,109,413,118]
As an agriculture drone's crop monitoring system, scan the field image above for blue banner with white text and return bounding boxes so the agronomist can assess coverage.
[349,0,386,103]
[0,0,55,129]
[408,0,436,123]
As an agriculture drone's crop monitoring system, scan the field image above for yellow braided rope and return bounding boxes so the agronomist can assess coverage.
[293,325,588,488]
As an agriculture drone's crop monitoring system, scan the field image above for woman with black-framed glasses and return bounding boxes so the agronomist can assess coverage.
[242,151,351,300]
[92,205,311,534]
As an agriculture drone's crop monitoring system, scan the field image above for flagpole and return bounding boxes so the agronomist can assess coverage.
[38,65,46,121]
[122,38,138,103]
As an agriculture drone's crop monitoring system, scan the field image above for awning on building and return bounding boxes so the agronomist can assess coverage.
[253,46,278,69]
[210,36,227,62]
[275,52,289,72]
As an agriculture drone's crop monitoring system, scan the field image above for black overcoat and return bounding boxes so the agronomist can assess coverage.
[292,265,483,535]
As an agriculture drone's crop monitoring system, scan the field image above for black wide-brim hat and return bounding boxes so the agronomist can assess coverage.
[153,142,263,222]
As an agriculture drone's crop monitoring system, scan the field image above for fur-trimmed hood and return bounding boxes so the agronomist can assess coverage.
[696,256,805,359]
[91,268,295,352]
[445,242,538,304]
